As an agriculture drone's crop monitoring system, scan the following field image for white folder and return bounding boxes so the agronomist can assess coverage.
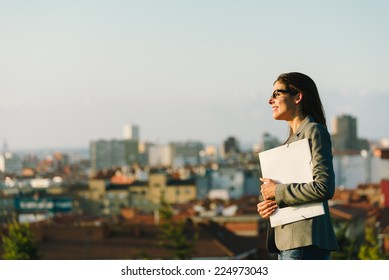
[258,138,325,227]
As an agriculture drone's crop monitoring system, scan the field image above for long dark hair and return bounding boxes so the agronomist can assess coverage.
[275,72,327,129]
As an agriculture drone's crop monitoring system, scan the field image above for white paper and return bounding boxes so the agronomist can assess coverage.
[258,138,325,227]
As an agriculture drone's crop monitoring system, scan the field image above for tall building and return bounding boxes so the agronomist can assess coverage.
[0,152,23,175]
[223,136,240,156]
[170,141,205,167]
[147,141,205,168]
[0,140,22,175]
[123,124,139,141]
[148,144,173,167]
[90,139,139,172]
[331,114,369,152]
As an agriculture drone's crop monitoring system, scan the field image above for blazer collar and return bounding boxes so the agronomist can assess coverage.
[294,115,314,137]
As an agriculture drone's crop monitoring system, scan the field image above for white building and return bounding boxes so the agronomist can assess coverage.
[333,148,389,189]
[0,152,23,175]
[210,166,245,199]
[123,124,139,141]
[148,144,173,167]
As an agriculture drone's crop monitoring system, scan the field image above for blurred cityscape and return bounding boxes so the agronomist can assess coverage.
[1,114,389,259]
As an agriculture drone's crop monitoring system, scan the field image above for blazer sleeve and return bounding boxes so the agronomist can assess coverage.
[274,123,335,208]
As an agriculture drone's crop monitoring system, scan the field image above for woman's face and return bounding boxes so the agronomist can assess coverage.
[268,81,299,121]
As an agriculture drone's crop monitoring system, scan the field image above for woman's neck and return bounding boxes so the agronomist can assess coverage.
[287,114,306,134]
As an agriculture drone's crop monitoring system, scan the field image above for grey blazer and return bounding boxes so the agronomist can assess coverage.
[267,115,338,252]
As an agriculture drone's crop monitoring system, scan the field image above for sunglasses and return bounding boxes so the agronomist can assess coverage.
[271,89,294,99]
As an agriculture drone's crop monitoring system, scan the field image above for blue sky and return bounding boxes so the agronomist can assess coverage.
[1,0,389,150]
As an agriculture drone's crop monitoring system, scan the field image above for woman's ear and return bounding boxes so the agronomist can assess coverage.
[295,92,303,104]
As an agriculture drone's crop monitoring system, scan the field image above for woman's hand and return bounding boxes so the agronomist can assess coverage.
[257,199,278,219]
[260,177,277,200]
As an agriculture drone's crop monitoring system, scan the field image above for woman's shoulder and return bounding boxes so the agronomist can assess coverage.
[302,117,330,138]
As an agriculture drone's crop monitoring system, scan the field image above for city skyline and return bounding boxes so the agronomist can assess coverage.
[4,113,381,156]
[1,1,389,150]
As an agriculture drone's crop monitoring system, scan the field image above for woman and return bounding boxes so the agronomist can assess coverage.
[257,72,338,260]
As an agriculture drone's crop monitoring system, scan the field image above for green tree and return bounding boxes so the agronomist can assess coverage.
[331,221,357,260]
[158,200,197,259]
[358,226,384,260]
[1,221,40,260]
